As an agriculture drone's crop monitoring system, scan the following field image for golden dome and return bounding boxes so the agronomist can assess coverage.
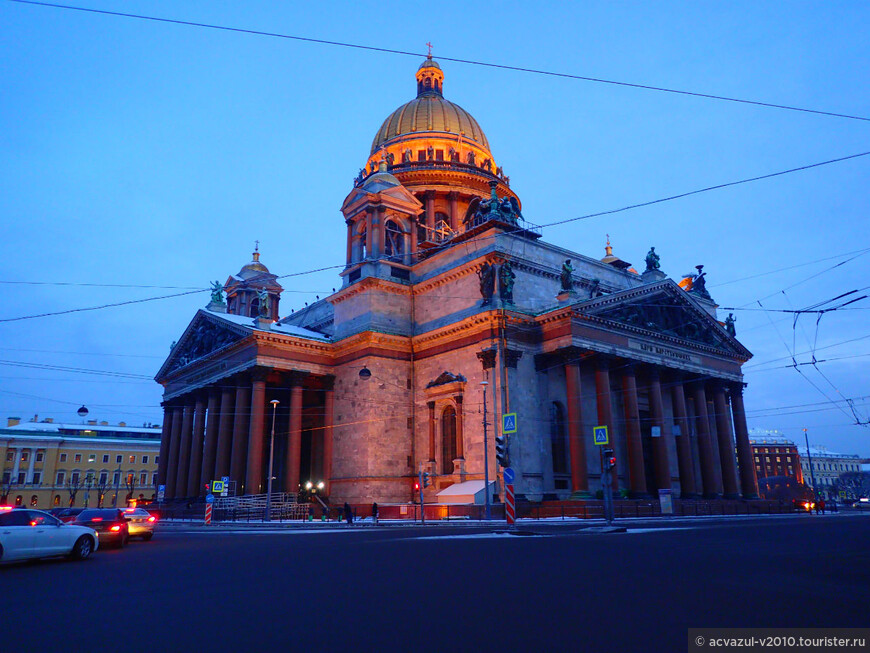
[370,57,490,154]
[238,249,270,278]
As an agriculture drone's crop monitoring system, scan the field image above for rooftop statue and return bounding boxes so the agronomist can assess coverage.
[644,247,661,272]
[209,280,225,305]
[560,259,574,292]
[257,289,270,318]
[690,265,712,300]
[724,313,737,337]
[499,261,516,303]
[478,261,495,304]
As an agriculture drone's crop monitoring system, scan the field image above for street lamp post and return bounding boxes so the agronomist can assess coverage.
[481,381,491,521]
[803,428,818,502]
[265,399,280,521]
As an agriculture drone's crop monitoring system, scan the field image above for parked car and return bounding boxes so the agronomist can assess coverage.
[55,507,86,523]
[72,509,130,548]
[851,498,870,510]
[0,507,98,563]
[122,507,157,541]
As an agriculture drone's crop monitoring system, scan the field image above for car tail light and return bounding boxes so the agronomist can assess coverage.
[0,506,12,511]
[91,517,103,522]
[147,516,156,522]
[110,525,122,531]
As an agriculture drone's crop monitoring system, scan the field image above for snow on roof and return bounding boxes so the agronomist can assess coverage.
[796,445,861,460]
[5,421,160,435]
[207,309,330,342]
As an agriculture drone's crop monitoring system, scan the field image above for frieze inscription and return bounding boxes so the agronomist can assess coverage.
[628,339,700,364]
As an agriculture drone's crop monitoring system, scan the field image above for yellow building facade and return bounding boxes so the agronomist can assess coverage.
[1,417,161,509]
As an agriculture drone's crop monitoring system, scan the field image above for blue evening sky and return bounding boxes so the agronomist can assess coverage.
[1,1,868,455]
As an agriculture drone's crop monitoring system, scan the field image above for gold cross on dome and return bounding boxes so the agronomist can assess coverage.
[426,41,433,57]
[255,239,259,252]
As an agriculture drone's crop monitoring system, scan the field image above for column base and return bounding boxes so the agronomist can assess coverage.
[723,493,741,500]
[742,493,760,500]
[702,493,722,500]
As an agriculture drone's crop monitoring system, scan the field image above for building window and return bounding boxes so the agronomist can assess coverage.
[441,406,457,475]
[435,149,444,161]
[776,457,781,462]
[754,456,759,462]
[384,220,405,259]
[17,472,26,485]
[30,495,38,507]
[417,150,426,162]
[60,453,67,462]
[35,452,44,462]
[102,454,109,463]
[129,455,136,464]
[140,472,147,486]
[2,471,10,485]
[56,471,66,485]
[15,495,23,506]
[5,451,12,462]
[74,454,82,463]
[53,495,61,507]
[116,455,122,464]
[113,471,121,486]
[70,472,80,485]
[21,451,29,463]
[155,456,159,465]
[88,454,96,463]
[126,473,134,486]
[32,472,41,485]
[99,471,108,485]
[152,472,158,486]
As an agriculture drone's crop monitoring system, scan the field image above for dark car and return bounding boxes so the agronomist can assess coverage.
[72,509,130,548]
[55,507,86,523]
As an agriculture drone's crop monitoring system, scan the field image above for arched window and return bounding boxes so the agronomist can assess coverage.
[53,494,61,507]
[15,495,23,506]
[30,495,38,507]
[359,225,368,260]
[550,402,568,474]
[441,406,457,474]
[385,219,404,260]
[250,296,259,318]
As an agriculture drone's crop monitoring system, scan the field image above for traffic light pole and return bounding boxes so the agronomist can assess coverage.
[418,467,426,525]
[602,448,615,526]
[481,381,492,521]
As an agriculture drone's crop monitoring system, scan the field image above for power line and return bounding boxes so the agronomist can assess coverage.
[8,0,870,123]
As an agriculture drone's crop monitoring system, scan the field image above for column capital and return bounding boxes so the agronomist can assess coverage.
[476,348,497,370]
[505,348,523,369]
[287,370,308,387]
[250,366,271,383]
[322,374,336,392]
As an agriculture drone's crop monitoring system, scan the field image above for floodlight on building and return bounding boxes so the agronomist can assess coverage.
[359,366,372,380]
[77,406,89,418]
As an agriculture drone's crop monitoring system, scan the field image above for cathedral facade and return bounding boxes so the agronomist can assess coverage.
[155,57,759,506]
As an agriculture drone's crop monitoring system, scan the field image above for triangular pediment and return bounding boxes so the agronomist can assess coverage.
[574,280,751,360]
[155,310,250,380]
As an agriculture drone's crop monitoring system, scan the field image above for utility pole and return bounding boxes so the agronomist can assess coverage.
[481,380,492,521]
[803,428,818,502]
[265,399,279,521]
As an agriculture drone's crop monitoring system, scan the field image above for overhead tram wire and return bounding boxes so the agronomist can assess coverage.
[8,0,870,123]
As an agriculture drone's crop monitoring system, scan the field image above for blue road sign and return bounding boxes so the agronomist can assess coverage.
[205,494,215,504]
[593,425,609,445]
[221,476,229,485]
[503,467,515,484]
[502,413,517,434]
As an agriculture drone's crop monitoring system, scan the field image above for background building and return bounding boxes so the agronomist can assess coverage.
[749,430,803,483]
[1,416,161,509]
[797,445,863,501]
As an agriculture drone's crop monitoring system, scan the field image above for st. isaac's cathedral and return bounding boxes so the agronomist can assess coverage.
[155,56,759,507]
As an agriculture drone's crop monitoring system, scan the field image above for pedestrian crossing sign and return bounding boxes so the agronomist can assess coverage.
[502,413,517,434]
[593,425,609,445]
[212,480,225,494]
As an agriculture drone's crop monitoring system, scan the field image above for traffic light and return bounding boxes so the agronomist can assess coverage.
[203,482,210,493]
[603,449,616,471]
[422,472,431,488]
[414,482,420,491]
[495,434,509,468]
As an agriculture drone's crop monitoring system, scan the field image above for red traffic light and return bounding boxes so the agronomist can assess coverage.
[414,482,420,491]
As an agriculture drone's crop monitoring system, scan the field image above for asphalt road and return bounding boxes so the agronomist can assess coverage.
[3,513,868,652]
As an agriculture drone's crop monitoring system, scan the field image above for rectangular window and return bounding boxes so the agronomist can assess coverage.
[155,456,159,465]
[71,472,80,485]
[21,451,29,462]
[99,471,108,485]
[32,472,41,485]
[17,472,26,484]
[113,471,120,485]
[140,473,147,486]
[776,457,781,462]
[74,453,82,463]
[116,455,122,464]
[36,452,44,462]
[435,149,444,161]
[126,473,134,485]
[142,455,149,464]
[417,150,426,161]
[88,454,96,463]
[151,472,158,486]
[56,471,65,485]
[1,471,9,485]
[102,454,109,463]
[5,451,12,462]
[129,455,136,464]
[754,456,759,462]
[60,453,67,462]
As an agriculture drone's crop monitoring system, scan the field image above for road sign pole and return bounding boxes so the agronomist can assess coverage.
[481,381,491,521]
[418,467,426,525]
[204,503,213,525]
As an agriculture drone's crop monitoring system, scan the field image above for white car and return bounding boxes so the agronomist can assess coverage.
[0,507,99,563]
